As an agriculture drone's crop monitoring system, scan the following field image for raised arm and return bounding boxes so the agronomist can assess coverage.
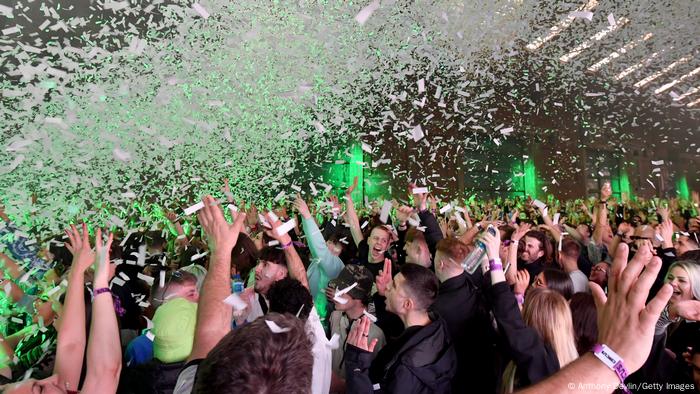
[343,177,364,247]
[188,196,246,361]
[81,229,121,393]
[294,196,343,279]
[53,223,94,392]
[516,243,672,394]
[265,212,309,290]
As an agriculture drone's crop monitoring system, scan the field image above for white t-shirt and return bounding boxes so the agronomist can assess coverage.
[569,270,590,294]
[307,306,333,394]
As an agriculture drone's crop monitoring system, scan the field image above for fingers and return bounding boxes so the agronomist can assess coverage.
[618,242,651,295]
[609,242,629,293]
[368,338,379,353]
[628,256,662,305]
[590,281,608,311]
[640,283,673,329]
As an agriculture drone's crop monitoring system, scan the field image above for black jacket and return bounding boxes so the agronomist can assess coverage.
[344,315,457,394]
[432,272,498,393]
[490,281,560,388]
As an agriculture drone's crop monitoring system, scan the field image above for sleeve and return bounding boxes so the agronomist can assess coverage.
[383,363,425,394]
[344,344,376,393]
[490,281,557,385]
[302,218,344,279]
[417,210,443,258]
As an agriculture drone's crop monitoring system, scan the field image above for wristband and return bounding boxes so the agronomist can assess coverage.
[592,344,631,394]
[514,293,525,305]
[510,239,519,245]
[280,241,293,250]
[476,223,484,231]
[94,287,111,297]
[488,258,503,271]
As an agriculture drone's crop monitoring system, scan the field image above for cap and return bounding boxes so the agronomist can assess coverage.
[328,265,373,302]
[153,297,198,363]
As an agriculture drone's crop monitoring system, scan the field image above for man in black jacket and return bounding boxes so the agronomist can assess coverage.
[433,238,499,393]
[344,264,457,393]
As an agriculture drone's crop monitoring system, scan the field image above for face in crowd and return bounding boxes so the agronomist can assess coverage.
[674,234,698,256]
[254,260,287,296]
[666,266,694,304]
[385,273,411,315]
[589,262,609,288]
[520,235,544,264]
[368,227,391,263]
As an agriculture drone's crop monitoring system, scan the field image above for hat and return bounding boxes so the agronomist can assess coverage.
[328,265,373,302]
[153,297,198,363]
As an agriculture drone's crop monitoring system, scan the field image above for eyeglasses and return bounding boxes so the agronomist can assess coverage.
[591,266,608,274]
[629,236,651,241]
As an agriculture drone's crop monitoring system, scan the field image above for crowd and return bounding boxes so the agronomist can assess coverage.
[0,178,698,394]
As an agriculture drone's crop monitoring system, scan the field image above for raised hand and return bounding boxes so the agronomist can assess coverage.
[375,258,392,296]
[511,222,532,243]
[293,194,312,220]
[197,195,246,254]
[347,316,378,352]
[264,212,292,246]
[245,202,258,229]
[658,219,673,248]
[346,176,359,196]
[590,243,673,372]
[65,223,95,274]
[165,211,178,223]
[222,178,235,203]
[396,206,413,227]
[92,228,114,288]
[408,183,427,211]
[514,269,530,295]
[600,182,612,201]
[480,227,501,260]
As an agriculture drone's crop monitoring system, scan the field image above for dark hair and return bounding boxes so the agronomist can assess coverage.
[499,225,515,241]
[435,238,469,265]
[327,231,357,264]
[525,230,553,264]
[268,278,312,321]
[194,313,313,394]
[146,230,166,250]
[542,268,574,300]
[569,293,598,354]
[47,236,73,276]
[259,246,286,266]
[231,233,259,286]
[400,264,438,310]
[560,237,581,260]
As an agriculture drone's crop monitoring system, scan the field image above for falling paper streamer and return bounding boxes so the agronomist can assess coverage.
[333,295,348,304]
[183,202,205,216]
[412,187,428,194]
[379,200,392,223]
[335,282,358,297]
[159,270,166,288]
[607,13,616,26]
[265,319,292,333]
[439,204,452,214]
[223,293,248,311]
[192,3,210,19]
[354,0,380,26]
[569,11,593,21]
[411,125,425,142]
[275,218,297,236]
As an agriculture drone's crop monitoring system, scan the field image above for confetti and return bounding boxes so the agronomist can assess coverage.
[265,319,291,333]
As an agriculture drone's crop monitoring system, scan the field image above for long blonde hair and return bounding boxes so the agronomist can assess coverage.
[666,260,700,300]
[502,288,579,393]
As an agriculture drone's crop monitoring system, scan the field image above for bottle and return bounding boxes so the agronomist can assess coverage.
[232,274,244,294]
[462,225,497,274]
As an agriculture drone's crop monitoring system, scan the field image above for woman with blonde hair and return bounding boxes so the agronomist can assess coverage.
[663,260,700,358]
[482,230,578,393]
